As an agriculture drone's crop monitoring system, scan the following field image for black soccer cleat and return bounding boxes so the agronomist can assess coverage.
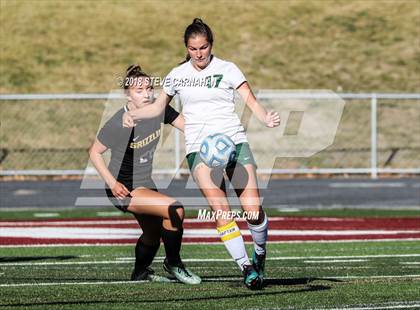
[242,264,263,290]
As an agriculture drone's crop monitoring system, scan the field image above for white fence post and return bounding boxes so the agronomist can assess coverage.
[174,95,181,179]
[371,93,378,179]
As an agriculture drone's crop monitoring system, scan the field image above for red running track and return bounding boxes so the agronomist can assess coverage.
[0,217,419,245]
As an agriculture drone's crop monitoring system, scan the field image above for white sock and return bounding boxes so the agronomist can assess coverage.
[247,212,268,255]
[217,221,250,271]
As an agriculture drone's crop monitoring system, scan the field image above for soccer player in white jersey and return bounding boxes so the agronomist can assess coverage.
[123,18,280,290]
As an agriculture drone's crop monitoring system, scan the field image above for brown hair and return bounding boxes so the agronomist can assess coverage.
[182,18,214,62]
[123,65,150,90]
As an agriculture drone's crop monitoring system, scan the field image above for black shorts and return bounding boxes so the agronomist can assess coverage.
[105,179,158,213]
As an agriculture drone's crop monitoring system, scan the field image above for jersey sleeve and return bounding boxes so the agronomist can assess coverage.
[97,112,128,148]
[163,70,176,96]
[163,104,180,124]
[227,62,247,89]
[97,120,116,148]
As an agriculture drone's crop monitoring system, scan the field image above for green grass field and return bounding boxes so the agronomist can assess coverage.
[1,241,420,309]
[1,209,420,309]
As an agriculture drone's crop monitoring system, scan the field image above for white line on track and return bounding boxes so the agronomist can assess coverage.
[0,220,139,226]
[0,261,127,266]
[0,216,372,226]
[1,227,418,240]
[327,303,420,310]
[400,262,420,265]
[96,212,123,217]
[1,254,419,267]
[278,208,301,212]
[329,182,406,188]
[12,189,38,196]
[304,259,368,263]
[0,280,156,287]
[318,274,420,280]
[33,213,60,218]
[1,275,420,288]
[1,238,420,248]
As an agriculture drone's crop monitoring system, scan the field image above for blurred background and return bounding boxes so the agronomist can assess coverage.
[0,0,419,209]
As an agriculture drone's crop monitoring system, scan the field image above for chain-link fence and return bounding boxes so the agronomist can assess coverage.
[1,92,419,177]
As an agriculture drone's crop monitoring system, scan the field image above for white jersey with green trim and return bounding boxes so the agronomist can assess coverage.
[163,55,248,154]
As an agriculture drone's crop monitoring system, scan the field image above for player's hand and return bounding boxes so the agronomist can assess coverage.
[265,110,280,128]
[111,181,130,199]
[122,112,135,128]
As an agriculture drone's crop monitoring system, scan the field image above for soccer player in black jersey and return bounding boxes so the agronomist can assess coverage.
[89,65,201,284]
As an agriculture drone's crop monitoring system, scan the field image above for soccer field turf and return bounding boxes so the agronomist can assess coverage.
[1,241,419,310]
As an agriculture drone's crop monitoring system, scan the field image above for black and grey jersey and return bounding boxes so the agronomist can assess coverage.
[97,104,179,189]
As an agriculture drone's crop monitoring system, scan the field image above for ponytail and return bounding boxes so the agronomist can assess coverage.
[180,17,213,65]
[123,64,149,90]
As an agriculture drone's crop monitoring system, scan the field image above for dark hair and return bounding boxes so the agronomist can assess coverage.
[123,65,150,90]
[182,18,213,62]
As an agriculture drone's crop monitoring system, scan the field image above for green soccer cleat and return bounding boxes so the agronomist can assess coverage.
[131,267,171,283]
[242,264,263,290]
[163,259,202,285]
[252,251,266,278]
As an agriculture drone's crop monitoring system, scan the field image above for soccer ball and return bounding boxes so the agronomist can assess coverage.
[199,133,237,168]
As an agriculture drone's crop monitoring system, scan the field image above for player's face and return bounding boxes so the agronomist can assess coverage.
[127,77,153,108]
[187,35,212,70]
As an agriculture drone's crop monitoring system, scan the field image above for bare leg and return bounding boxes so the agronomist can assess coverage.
[193,163,250,270]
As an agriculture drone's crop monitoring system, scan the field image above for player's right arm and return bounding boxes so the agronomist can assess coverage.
[123,91,173,127]
[88,139,130,199]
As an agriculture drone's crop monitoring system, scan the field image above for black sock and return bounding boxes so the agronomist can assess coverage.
[134,237,160,272]
[161,228,183,266]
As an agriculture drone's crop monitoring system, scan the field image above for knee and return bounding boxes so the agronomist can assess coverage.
[168,201,184,230]
[246,206,265,225]
[176,205,184,221]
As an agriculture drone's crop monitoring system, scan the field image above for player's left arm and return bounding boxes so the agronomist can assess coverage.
[236,82,280,128]
[170,114,185,132]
